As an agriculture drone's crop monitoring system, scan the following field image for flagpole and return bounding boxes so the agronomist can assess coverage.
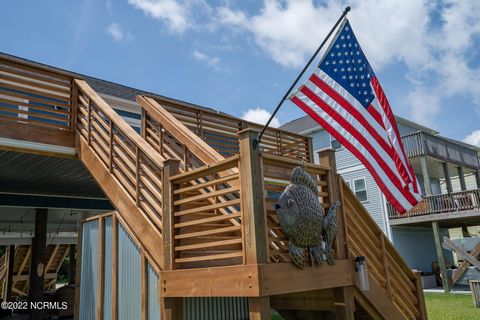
[254,6,351,149]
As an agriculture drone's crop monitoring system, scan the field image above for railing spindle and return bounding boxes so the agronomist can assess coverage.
[109,122,114,173]
[135,146,140,207]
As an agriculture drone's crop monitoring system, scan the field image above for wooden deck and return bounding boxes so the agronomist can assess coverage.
[0,55,427,319]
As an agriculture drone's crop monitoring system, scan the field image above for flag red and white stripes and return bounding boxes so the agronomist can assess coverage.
[290,19,421,214]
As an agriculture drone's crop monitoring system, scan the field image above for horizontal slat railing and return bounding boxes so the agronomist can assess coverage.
[169,156,244,269]
[75,79,166,237]
[0,57,74,131]
[341,179,425,319]
[388,188,480,219]
[145,96,312,161]
[261,154,331,263]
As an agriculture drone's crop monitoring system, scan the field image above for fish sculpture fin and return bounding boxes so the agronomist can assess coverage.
[289,242,305,269]
[290,166,318,194]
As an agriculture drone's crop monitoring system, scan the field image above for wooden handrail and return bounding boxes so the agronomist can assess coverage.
[76,80,166,168]
[340,179,424,318]
[137,95,224,165]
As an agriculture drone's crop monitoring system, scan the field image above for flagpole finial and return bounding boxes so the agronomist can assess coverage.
[344,6,351,14]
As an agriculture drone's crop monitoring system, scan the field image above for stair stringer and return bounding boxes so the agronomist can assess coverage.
[77,136,164,268]
[339,177,427,320]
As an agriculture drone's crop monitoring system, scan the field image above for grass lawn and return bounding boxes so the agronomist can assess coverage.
[425,293,479,319]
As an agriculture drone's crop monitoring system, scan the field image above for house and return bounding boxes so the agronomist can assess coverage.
[281,114,480,286]
[0,52,427,319]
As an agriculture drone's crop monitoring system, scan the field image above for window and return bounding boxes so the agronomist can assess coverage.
[353,178,368,202]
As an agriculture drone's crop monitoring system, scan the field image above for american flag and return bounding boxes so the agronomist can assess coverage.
[290,19,421,214]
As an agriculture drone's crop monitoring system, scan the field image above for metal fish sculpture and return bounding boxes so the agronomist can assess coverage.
[275,166,340,268]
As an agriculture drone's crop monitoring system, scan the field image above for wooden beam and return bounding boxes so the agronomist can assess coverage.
[45,244,60,273]
[249,297,271,320]
[443,162,452,194]
[162,159,180,271]
[0,118,75,152]
[5,245,14,302]
[29,208,48,320]
[259,259,355,296]
[432,221,450,293]
[68,244,76,285]
[452,241,480,285]
[238,129,268,265]
[161,260,354,297]
[239,129,271,319]
[162,264,260,297]
[319,149,354,320]
[354,275,404,320]
[414,272,428,320]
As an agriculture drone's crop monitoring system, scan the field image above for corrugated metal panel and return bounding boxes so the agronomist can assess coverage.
[103,217,113,320]
[79,219,99,320]
[147,263,160,320]
[118,223,142,320]
[183,297,249,320]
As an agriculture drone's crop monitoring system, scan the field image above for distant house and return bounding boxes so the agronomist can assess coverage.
[281,115,480,274]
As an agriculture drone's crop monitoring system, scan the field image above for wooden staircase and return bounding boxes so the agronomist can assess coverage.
[0,244,70,298]
[0,55,427,319]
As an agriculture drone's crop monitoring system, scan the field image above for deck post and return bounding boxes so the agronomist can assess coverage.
[432,221,450,293]
[457,166,466,191]
[442,162,452,194]
[29,208,48,320]
[475,170,480,189]
[420,156,432,196]
[161,159,182,320]
[238,129,271,319]
[319,149,355,320]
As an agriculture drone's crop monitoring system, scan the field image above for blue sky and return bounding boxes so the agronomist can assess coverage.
[1,0,480,144]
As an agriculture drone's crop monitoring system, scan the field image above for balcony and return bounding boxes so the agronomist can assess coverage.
[388,189,480,224]
[402,131,480,170]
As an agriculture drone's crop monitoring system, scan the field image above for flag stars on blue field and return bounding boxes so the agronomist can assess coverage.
[318,21,376,108]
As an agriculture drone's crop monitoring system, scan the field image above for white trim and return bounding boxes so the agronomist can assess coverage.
[352,177,368,203]
[337,163,366,175]
[0,138,76,156]
[100,93,141,113]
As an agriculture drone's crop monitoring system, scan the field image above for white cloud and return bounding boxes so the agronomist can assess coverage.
[128,0,191,33]
[406,88,442,127]
[241,107,280,127]
[128,0,212,34]
[464,130,480,147]
[217,0,480,126]
[192,49,227,72]
[107,23,125,42]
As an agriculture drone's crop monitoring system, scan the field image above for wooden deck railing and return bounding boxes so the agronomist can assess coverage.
[147,96,313,161]
[388,188,480,219]
[169,156,243,269]
[0,57,74,131]
[261,154,331,263]
[402,131,480,169]
[75,80,166,237]
[341,179,426,319]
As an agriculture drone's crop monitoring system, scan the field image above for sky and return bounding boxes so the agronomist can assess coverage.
[1,0,480,145]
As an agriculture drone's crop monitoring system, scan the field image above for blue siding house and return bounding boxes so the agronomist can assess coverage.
[281,115,480,280]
